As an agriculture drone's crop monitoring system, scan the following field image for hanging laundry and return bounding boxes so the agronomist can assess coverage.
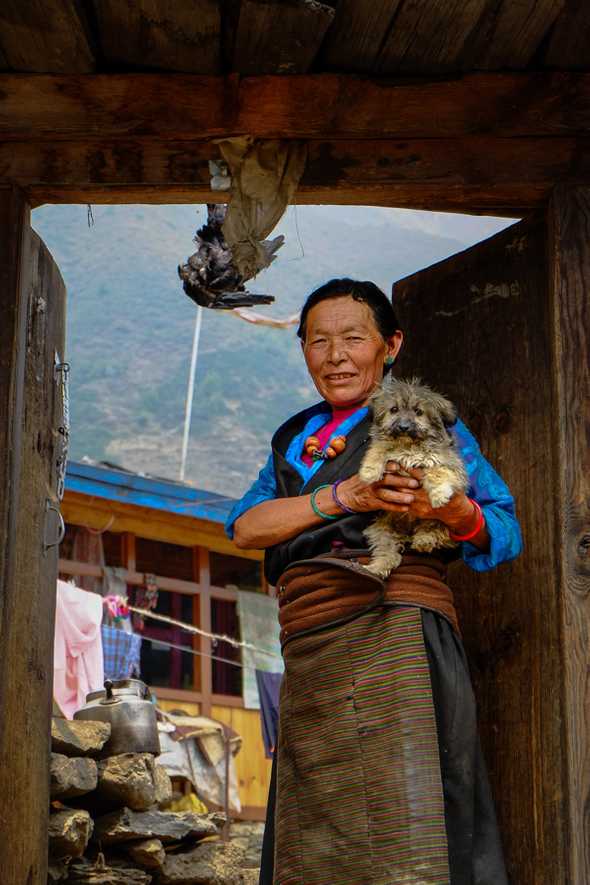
[255,670,282,758]
[237,590,283,710]
[54,580,104,719]
[101,624,142,681]
[103,565,128,599]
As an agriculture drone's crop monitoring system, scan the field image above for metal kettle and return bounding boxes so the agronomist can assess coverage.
[74,678,160,756]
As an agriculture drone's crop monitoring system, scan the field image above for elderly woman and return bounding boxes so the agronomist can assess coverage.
[225,279,521,885]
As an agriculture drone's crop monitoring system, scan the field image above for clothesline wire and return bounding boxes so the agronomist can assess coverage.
[138,632,258,671]
[127,603,281,661]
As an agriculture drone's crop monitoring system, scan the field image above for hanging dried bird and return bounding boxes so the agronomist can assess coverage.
[178,204,276,310]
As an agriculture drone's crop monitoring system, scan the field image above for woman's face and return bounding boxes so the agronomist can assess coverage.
[302,296,403,408]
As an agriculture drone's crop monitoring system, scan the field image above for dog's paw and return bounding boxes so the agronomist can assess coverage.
[365,553,402,578]
[428,482,454,509]
[359,464,384,484]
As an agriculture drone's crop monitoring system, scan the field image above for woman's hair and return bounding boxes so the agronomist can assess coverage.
[297,278,401,344]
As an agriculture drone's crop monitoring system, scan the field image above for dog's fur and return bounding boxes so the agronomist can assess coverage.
[359,377,468,578]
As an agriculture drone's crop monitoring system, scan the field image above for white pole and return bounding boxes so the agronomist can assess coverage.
[179,306,203,482]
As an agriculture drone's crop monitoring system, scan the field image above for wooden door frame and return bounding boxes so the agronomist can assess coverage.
[1,177,589,883]
[0,185,66,884]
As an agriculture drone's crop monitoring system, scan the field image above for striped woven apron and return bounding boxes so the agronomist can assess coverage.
[274,605,450,885]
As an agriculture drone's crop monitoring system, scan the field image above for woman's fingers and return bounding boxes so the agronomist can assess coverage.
[378,473,420,490]
[383,462,424,483]
[374,487,415,505]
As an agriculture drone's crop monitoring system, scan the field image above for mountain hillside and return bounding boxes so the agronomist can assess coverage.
[31,204,513,497]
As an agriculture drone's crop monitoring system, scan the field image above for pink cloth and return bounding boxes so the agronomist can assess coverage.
[301,406,358,465]
[54,580,104,719]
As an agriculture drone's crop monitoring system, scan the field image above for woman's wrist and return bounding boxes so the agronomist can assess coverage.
[332,479,357,514]
[447,497,485,541]
[311,485,343,520]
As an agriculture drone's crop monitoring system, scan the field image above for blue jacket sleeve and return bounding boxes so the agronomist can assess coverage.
[452,419,522,572]
[225,453,277,539]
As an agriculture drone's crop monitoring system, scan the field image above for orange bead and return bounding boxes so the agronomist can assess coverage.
[330,435,347,454]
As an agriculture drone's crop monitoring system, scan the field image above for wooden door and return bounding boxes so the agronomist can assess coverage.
[0,187,67,884]
[392,191,590,884]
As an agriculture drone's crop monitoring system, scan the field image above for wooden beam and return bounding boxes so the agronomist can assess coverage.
[91,0,221,74]
[60,491,264,562]
[5,135,590,213]
[465,0,565,71]
[197,547,213,717]
[59,557,240,601]
[0,1,94,74]
[1,73,590,142]
[375,0,489,75]
[225,0,335,74]
[548,185,590,885]
[320,1,402,73]
[545,0,590,71]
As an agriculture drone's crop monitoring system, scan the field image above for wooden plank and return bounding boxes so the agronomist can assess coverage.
[545,1,590,71]
[5,135,590,213]
[320,1,402,72]
[548,185,590,885]
[198,547,213,717]
[92,0,221,74]
[1,73,590,142]
[0,187,67,884]
[393,216,568,882]
[60,492,264,561]
[0,1,94,73]
[212,705,272,810]
[465,0,566,71]
[226,0,335,74]
[375,0,489,75]
[193,549,202,692]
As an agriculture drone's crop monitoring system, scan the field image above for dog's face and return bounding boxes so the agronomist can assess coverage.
[370,377,457,445]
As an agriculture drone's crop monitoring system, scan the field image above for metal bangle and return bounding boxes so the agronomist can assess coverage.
[332,479,356,515]
[310,484,339,521]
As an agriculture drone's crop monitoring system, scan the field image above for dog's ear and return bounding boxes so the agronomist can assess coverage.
[428,391,457,427]
[440,398,457,428]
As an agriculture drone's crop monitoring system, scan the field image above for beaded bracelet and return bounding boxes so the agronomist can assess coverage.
[310,484,339,521]
[449,499,485,542]
[332,479,356,515]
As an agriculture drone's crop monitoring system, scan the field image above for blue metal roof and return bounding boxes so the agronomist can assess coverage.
[65,460,235,525]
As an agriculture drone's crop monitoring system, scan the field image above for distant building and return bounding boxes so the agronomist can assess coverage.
[59,459,270,821]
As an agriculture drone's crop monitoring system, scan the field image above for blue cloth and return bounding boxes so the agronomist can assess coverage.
[101,624,142,681]
[225,408,522,572]
[255,670,282,758]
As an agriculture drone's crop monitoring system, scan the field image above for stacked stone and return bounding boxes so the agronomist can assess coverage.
[48,718,256,884]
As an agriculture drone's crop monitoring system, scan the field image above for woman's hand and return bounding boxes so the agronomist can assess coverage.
[338,462,488,548]
[336,465,421,514]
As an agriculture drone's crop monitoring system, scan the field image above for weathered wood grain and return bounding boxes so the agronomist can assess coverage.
[225,0,335,74]
[375,0,489,74]
[4,135,590,213]
[548,185,590,885]
[92,0,221,74]
[545,0,590,71]
[320,0,402,72]
[0,0,94,73]
[393,216,567,883]
[465,0,566,71]
[0,187,66,883]
[1,72,589,142]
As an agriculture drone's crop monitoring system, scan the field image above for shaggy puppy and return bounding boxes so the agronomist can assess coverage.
[359,377,468,578]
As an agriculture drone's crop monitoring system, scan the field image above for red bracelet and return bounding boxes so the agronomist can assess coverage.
[449,499,485,542]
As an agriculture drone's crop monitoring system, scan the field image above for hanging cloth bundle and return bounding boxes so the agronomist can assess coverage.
[178,137,307,309]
